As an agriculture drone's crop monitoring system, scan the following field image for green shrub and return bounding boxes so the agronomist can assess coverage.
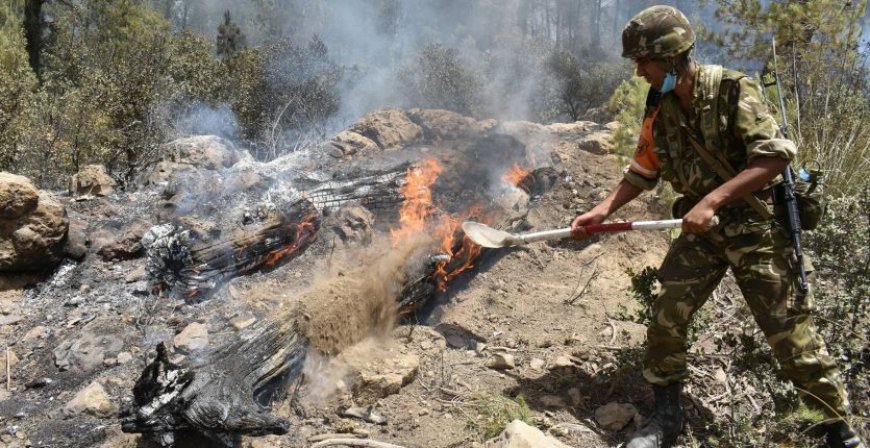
[468,393,533,439]
[607,76,647,159]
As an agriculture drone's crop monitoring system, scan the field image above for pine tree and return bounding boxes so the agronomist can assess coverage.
[216,10,246,60]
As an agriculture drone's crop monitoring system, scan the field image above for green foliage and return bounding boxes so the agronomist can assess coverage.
[0,2,41,175]
[607,75,648,159]
[805,187,870,391]
[704,0,870,196]
[216,10,246,60]
[468,393,533,439]
[542,49,628,121]
[397,43,481,116]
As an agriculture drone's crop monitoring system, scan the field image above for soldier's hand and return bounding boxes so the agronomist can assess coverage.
[682,202,717,233]
[571,212,606,240]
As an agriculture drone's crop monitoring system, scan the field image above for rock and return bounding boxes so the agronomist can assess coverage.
[116,352,133,364]
[539,395,566,408]
[594,402,637,430]
[483,419,572,448]
[577,131,614,155]
[553,355,574,368]
[350,108,423,149]
[53,332,124,372]
[484,354,515,370]
[62,381,116,418]
[0,189,68,272]
[713,367,728,385]
[138,135,248,186]
[64,218,88,260]
[324,204,374,246]
[23,325,49,342]
[230,315,256,331]
[529,358,545,371]
[69,165,116,198]
[406,108,484,141]
[94,220,150,261]
[344,348,419,404]
[329,130,379,156]
[173,322,209,354]
[0,172,38,219]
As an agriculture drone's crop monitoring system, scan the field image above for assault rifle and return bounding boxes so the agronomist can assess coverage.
[760,37,809,298]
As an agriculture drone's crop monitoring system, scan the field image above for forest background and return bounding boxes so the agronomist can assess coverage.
[0,1,868,445]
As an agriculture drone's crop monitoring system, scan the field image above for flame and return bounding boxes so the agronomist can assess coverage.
[389,159,489,298]
[501,163,531,191]
[391,159,443,245]
[264,212,319,265]
[430,205,486,292]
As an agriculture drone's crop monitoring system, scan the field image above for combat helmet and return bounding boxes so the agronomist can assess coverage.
[622,5,695,59]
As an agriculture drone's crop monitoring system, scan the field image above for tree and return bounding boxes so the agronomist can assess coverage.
[216,10,246,59]
[705,0,870,195]
[397,43,481,116]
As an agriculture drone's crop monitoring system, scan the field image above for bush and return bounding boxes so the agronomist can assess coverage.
[397,43,481,117]
[542,49,628,122]
[607,76,648,159]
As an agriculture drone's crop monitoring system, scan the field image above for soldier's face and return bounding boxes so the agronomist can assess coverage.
[634,57,667,89]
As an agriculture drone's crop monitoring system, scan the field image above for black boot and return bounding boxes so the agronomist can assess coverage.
[826,420,867,448]
[626,383,684,448]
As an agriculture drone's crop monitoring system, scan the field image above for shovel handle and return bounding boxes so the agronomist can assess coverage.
[506,217,715,246]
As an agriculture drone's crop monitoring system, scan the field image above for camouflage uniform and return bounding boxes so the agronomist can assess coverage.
[623,64,851,419]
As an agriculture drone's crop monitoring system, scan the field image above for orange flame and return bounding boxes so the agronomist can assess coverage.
[501,163,531,191]
[391,159,443,245]
[264,212,319,265]
[430,205,486,292]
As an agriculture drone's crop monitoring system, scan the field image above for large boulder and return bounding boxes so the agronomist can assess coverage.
[68,164,116,198]
[407,108,491,141]
[329,130,379,157]
[0,173,68,272]
[138,135,250,187]
[0,172,38,219]
[350,108,423,149]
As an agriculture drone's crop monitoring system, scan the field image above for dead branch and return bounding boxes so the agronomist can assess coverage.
[311,439,408,448]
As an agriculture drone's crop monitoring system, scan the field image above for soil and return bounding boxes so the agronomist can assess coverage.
[0,132,687,448]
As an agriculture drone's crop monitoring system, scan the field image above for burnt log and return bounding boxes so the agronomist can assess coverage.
[145,167,409,302]
[122,317,309,446]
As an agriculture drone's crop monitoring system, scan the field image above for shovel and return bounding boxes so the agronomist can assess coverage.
[461,218,705,248]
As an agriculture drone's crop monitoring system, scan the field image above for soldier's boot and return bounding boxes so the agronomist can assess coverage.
[626,383,684,448]
[826,420,867,448]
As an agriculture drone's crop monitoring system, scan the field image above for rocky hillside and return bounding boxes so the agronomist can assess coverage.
[0,108,683,448]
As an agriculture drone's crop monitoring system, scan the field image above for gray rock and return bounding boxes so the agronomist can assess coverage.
[484,353,515,370]
[54,332,124,372]
[0,190,68,272]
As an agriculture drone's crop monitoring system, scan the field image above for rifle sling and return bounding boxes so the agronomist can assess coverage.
[684,131,774,220]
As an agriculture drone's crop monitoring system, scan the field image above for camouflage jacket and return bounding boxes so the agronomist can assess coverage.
[624,64,797,201]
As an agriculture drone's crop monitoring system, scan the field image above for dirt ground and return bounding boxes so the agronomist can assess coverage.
[0,128,766,448]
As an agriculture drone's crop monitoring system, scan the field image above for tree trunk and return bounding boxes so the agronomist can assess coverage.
[23,0,43,83]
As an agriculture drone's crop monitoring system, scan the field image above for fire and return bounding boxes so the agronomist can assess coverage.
[501,163,531,191]
[430,205,486,292]
[390,159,443,245]
[389,159,488,298]
[263,212,319,266]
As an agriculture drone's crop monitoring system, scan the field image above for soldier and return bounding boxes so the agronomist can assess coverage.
[570,5,866,448]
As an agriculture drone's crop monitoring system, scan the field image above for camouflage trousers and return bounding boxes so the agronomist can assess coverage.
[643,215,851,419]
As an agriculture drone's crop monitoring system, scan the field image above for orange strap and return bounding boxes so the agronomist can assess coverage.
[628,106,661,180]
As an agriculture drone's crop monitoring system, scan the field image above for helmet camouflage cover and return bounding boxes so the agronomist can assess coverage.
[622,5,695,59]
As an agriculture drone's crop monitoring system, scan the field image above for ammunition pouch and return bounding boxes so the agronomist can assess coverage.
[773,167,825,231]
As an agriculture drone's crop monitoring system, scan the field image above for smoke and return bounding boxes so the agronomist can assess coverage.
[173,102,239,140]
[166,0,648,138]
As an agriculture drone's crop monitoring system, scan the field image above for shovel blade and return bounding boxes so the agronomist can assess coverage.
[461,221,515,248]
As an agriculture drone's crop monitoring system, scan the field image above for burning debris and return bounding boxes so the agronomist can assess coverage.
[1,108,633,448]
